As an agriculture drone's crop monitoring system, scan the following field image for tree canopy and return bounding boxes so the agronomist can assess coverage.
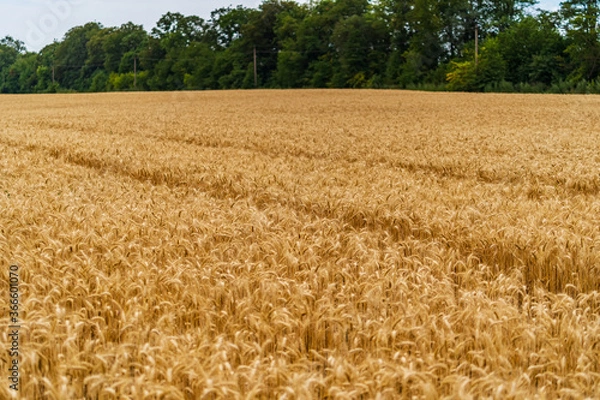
[2,0,600,93]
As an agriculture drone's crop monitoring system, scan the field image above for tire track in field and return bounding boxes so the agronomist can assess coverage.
[101,125,600,197]
[15,118,600,196]
[0,133,596,294]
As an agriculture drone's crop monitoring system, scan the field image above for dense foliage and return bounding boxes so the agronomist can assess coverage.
[2,0,600,93]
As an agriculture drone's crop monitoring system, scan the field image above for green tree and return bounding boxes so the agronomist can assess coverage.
[4,53,38,93]
[54,22,103,91]
[178,42,217,90]
[446,36,506,90]
[242,1,303,87]
[146,12,216,90]
[400,0,446,85]
[330,14,388,87]
[497,15,566,85]
[34,42,60,92]
[274,2,309,87]
[294,0,371,87]
[0,36,25,92]
[561,0,600,80]
[210,6,254,49]
[104,23,147,73]
[474,0,537,35]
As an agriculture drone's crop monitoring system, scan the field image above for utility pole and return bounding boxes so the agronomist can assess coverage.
[472,0,479,68]
[134,55,137,89]
[474,23,479,67]
[253,46,258,88]
[52,46,56,86]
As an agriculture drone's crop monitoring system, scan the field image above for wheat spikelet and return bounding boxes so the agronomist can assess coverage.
[0,90,599,398]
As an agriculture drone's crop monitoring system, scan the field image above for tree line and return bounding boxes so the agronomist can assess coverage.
[1,0,600,93]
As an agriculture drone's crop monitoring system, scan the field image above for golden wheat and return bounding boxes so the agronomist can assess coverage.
[0,90,599,399]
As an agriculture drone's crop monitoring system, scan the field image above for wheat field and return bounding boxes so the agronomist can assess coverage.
[0,90,599,399]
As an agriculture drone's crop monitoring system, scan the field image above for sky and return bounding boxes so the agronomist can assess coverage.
[1,0,562,52]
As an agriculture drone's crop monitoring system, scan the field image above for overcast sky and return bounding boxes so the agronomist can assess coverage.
[1,0,561,52]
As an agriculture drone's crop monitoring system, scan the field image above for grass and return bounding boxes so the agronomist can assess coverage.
[0,89,599,399]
